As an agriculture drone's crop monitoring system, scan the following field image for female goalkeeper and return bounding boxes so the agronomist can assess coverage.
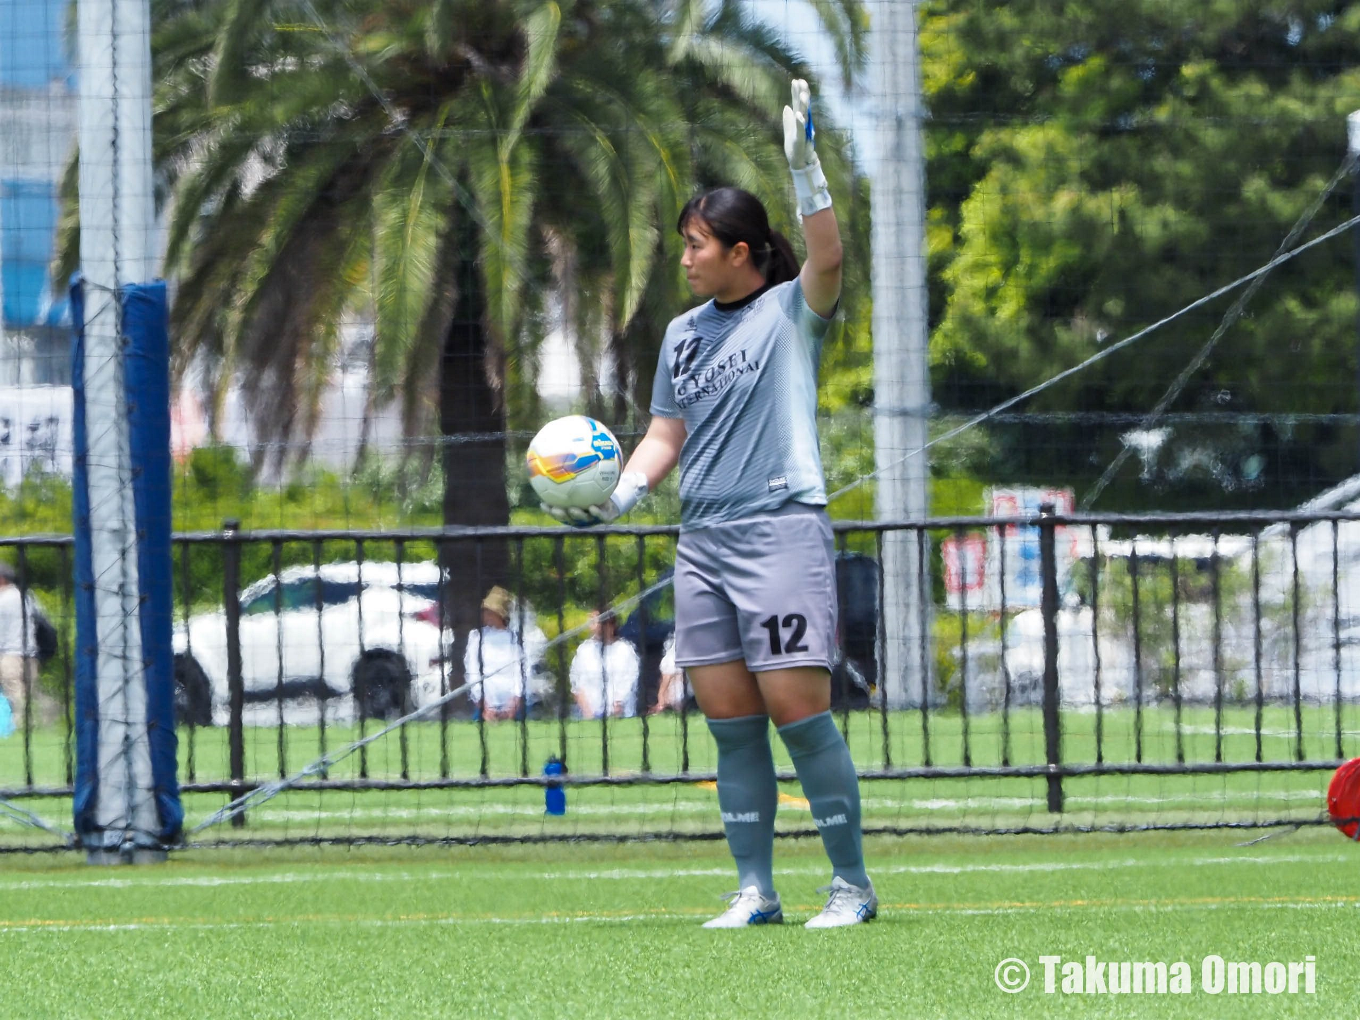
[548,80,872,929]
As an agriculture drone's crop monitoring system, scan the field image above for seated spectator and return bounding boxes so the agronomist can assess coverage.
[650,633,687,714]
[0,563,39,730]
[464,586,528,720]
[505,601,555,710]
[570,610,640,719]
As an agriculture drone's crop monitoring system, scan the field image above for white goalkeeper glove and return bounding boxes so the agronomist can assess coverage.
[543,471,649,528]
[783,78,832,219]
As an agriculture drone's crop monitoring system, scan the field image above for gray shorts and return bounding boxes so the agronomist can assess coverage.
[673,503,837,673]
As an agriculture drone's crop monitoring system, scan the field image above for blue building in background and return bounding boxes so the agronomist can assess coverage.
[0,0,75,367]
[0,0,67,88]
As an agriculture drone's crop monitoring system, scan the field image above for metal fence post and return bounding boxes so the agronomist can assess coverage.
[222,520,246,827]
[1038,503,1063,813]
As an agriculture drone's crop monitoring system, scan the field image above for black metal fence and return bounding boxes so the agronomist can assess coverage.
[3,506,1358,850]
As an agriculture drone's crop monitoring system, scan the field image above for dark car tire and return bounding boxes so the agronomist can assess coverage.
[352,650,413,721]
[174,653,214,727]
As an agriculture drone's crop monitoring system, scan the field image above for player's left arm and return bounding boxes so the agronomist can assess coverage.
[800,207,842,318]
[783,78,842,318]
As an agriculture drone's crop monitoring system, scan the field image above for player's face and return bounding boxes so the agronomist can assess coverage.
[680,219,748,298]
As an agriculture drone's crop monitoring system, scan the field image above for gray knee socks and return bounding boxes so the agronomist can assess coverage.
[778,710,868,888]
[706,714,778,897]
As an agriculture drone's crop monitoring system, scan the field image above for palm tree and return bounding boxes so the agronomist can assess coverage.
[57,0,865,652]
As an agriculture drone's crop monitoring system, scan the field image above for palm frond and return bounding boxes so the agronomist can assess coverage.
[161,71,373,268]
[371,117,455,404]
[171,136,381,448]
[151,6,222,76]
[691,98,792,224]
[796,0,869,89]
[424,0,457,59]
[684,34,787,113]
[465,127,541,345]
[160,117,267,272]
[230,160,381,468]
[505,1,562,149]
[547,60,689,327]
[556,61,692,224]
[553,103,655,329]
[50,155,80,294]
[665,0,710,65]
[398,208,466,442]
[223,145,366,354]
[207,0,272,104]
[169,186,253,376]
[293,214,372,462]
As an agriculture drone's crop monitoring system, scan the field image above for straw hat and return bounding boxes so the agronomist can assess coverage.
[481,586,512,623]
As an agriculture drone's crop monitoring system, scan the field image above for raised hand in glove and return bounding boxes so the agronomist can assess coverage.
[782,78,832,218]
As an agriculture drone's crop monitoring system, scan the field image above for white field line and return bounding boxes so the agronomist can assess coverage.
[0,788,1327,833]
[0,914,678,934]
[0,852,1349,894]
[891,790,1324,811]
[2,895,1357,934]
[1158,724,1360,736]
[525,853,1355,882]
[214,788,1325,823]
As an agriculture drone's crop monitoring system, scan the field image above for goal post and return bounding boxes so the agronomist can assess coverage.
[71,0,181,860]
[71,279,182,858]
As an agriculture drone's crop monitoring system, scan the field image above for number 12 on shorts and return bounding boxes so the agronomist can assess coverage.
[760,613,809,656]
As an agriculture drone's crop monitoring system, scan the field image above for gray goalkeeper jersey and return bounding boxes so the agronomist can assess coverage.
[650,278,835,530]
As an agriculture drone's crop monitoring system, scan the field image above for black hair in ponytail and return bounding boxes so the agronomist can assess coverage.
[677,187,799,285]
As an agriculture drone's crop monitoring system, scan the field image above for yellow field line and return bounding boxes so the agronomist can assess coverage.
[693,779,809,810]
[890,892,1360,912]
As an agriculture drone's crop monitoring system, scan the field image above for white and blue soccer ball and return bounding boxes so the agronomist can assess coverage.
[526,415,622,510]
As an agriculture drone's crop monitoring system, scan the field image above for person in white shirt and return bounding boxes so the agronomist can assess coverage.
[508,604,555,710]
[463,586,528,720]
[0,563,38,726]
[650,633,688,714]
[570,611,640,719]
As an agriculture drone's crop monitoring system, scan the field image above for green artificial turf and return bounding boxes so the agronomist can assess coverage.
[1,703,1352,849]
[0,830,1356,1019]
[10,705,1359,794]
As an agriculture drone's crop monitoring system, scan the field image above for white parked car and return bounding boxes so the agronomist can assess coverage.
[172,561,447,727]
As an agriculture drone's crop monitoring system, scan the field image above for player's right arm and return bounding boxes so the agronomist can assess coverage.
[546,313,688,526]
[595,414,685,520]
[547,415,685,526]
[622,415,685,493]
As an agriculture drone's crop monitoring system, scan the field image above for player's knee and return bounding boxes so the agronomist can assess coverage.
[756,667,830,726]
[689,661,763,718]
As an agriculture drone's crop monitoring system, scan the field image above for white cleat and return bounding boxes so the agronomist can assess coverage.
[804,876,877,929]
[701,886,784,928]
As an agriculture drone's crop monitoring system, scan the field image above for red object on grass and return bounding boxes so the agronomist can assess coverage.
[1326,757,1360,839]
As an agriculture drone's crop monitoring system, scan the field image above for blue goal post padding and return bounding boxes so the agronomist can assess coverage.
[71,275,183,845]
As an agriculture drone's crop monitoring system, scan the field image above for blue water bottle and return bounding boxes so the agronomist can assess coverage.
[543,756,566,816]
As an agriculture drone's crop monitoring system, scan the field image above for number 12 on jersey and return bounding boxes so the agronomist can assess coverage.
[760,613,809,656]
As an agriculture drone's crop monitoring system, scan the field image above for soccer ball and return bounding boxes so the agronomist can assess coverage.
[1327,756,1360,839]
[526,415,622,509]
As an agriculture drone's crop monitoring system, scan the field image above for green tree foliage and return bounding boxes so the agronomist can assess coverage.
[920,0,1360,508]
